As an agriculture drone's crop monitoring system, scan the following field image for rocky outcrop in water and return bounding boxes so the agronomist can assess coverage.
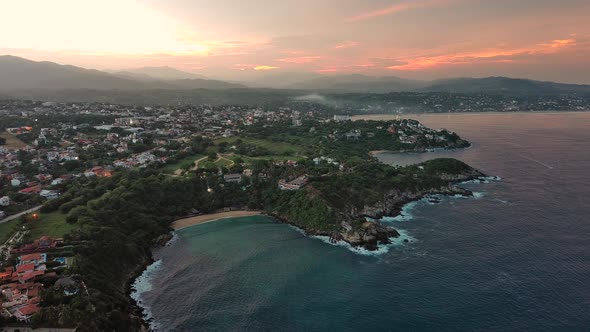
[345,168,484,250]
[340,221,400,251]
[361,185,473,220]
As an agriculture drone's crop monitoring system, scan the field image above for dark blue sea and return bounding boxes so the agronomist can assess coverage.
[132,112,590,331]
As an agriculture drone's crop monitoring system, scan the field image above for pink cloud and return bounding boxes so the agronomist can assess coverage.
[347,0,454,22]
[386,37,579,71]
[334,41,359,49]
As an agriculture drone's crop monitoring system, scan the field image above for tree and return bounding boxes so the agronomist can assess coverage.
[207,151,217,160]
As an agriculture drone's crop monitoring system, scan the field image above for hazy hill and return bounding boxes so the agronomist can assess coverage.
[0,55,170,90]
[1,56,590,101]
[246,72,323,88]
[111,70,156,81]
[0,56,244,91]
[423,77,590,95]
[123,66,208,80]
[169,79,245,90]
[287,74,428,93]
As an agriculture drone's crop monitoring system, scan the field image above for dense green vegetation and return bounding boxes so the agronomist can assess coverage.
[25,154,477,330]
[311,158,473,212]
[7,114,479,330]
[233,119,469,163]
[215,137,308,157]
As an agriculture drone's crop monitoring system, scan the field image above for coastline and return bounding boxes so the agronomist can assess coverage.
[129,175,494,330]
[127,251,157,332]
[352,110,590,122]
[130,181,493,330]
[172,210,263,230]
[369,143,472,157]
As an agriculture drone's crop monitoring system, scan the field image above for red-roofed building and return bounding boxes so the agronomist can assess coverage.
[14,303,39,321]
[12,236,60,254]
[16,263,35,275]
[19,185,41,194]
[0,271,11,280]
[19,252,46,265]
[19,270,45,283]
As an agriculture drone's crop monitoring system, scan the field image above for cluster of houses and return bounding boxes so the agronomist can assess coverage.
[112,151,163,169]
[0,236,72,322]
[0,170,68,200]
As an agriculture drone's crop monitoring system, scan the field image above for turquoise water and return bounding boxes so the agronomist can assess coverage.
[133,112,590,331]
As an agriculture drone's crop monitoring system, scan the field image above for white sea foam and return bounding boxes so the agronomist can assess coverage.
[309,229,416,256]
[131,259,163,330]
[493,198,510,204]
[166,232,179,246]
[459,175,502,185]
[381,200,421,222]
[287,224,414,256]
[472,192,485,199]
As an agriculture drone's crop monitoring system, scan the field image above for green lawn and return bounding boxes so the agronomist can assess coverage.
[28,212,77,239]
[196,157,233,170]
[0,219,21,243]
[214,137,308,156]
[0,211,74,243]
[240,155,306,163]
[215,158,233,167]
[161,154,205,173]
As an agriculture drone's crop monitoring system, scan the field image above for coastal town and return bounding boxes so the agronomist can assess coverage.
[0,98,473,328]
[1,1,589,329]
[0,99,465,221]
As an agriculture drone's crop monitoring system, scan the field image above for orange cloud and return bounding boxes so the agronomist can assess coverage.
[387,37,578,71]
[277,56,321,64]
[538,39,576,48]
[355,63,376,68]
[347,0,454,22]
[254,65,280,70]
[316,67,340,73]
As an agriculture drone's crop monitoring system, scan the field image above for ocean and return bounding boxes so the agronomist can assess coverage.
[132,112,590,331]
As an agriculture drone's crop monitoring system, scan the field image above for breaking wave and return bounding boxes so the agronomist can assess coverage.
[131,259,163,331]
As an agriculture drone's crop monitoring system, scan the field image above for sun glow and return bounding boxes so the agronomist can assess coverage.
[0,0,208,56]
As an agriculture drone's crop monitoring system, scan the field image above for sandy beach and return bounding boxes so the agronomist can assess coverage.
[172,210,263,230]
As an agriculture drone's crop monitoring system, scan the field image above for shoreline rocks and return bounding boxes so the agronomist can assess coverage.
[268,168,484,251]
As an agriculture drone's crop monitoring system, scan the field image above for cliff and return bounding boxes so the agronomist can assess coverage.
[271,158,485,251]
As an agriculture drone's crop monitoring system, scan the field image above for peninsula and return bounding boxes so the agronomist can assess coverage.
[0,101,482,329]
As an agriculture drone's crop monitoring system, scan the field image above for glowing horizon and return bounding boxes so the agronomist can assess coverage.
[1,0,589,83]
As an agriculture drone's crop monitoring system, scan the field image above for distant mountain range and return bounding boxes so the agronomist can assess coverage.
[0,55,245,91]
[1,55,590,98]
[285,74,427,93]
[274,74,590,95]
[423,77,590,95]
[111,66,209,81]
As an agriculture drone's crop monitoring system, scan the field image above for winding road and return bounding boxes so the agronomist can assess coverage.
[0,204,42,224]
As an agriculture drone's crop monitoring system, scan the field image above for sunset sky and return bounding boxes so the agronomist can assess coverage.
[1,0,589,83]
